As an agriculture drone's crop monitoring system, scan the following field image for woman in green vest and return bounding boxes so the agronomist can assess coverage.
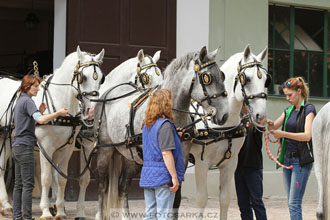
[267,77,316,220]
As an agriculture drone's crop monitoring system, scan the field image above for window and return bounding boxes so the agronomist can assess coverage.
[268,5,330,98]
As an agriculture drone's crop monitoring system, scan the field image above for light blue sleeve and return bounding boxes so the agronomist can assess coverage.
[32,111,42,122]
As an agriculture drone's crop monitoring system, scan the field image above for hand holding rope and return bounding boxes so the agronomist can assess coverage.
[264,131,293,170]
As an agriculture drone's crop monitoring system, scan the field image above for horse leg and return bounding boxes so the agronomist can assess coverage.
[53,149,73,220]
[218,158,238,220]
[118,153,141,220]
[95,148,114,220]
[194,159,209,220]
[0,142,13,218]
[313,121,328,220]
[33,150,42,198]
[314,141,324,220]
[40,153,55,220]
[75,145,93,220]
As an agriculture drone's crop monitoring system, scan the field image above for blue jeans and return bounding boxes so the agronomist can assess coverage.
[143,186,175,220]
[283,156,312,220]
[12,144,35,220]
[235,167,267,220]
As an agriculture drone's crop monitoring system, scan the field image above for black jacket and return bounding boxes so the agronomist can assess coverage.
[237,118,264,169]
[295,102,314,166]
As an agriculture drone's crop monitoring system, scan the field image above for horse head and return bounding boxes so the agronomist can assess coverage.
[135,49,162,87]
[74,46,105,122]
[222,44,270,126]
[190,46,229,125]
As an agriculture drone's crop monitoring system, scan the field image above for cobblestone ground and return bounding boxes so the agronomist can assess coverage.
[0,196,318,220]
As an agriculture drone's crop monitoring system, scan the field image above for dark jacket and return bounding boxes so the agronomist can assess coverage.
[237,118,264,169]
[279,100,314,167]
[295,102,314,166]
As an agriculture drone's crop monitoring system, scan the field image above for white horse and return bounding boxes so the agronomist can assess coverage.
[0,77,21,218]
[0,46,105,220]
[76,49,162,219]
[188,45,269,220]
[312,102,330,220]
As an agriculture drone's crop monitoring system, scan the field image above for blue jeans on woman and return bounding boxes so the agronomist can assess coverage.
[143,186,175,220]
[12,144,35,220]
[283,155,312,220]
[235,167,267,220]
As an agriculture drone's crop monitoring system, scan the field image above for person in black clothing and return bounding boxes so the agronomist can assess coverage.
[234,107,267,220]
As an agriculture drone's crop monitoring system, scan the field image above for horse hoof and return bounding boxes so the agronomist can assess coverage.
[317,212,324,220]
[49,205,57,217]
[0,207,13,218]
[54,216,66,220]
[74,217,86,220]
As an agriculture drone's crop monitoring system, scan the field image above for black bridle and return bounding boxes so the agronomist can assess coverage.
[135,55,160,89]
[188,58,228,106]
[233,60,270,106]
[72,60,104,98]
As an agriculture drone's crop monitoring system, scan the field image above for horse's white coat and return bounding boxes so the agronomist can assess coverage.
[190,45,269,220]
[312,101,330,220]
[0,46,105,219]
[77,49,162,219]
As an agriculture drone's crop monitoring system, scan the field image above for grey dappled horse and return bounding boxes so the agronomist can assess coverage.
[94,46,229,219]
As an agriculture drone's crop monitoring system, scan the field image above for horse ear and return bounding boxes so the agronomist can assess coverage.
[152,50,161,63]
[77,45,83,60]
[243,44,251,62]
[257,46,268,62]
[137,49,144,64]
[95,49,105,63]
[207,47,219,60]
[199,46,207,62]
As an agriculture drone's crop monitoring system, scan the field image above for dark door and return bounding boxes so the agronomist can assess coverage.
[66,0,176,200]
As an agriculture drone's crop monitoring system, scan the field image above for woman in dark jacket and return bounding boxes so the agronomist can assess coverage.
[267,77,316,220]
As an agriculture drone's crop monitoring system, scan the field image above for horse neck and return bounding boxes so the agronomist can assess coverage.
[39,55,80,115]
[161,65,194,127]
[223,94,243,127]
[106,58,137,85]
[221,53,243,127]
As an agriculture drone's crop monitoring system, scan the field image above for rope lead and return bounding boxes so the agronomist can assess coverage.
[264,132,293,170]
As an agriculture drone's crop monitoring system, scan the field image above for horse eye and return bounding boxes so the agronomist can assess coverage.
[83,75,87,82]
[246,77,251,83]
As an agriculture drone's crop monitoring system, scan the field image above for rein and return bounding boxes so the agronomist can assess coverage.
[37,140,97,180]
[0,84,19,171]
[264,132,293,169]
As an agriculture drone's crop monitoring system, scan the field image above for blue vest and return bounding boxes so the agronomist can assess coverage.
[139,118,185,188]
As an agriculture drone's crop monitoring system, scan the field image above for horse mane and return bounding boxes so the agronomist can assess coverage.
[163,52,195,78]
[52,51,78,76]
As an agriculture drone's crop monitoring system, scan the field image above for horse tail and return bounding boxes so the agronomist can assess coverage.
[104,151,122,220]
